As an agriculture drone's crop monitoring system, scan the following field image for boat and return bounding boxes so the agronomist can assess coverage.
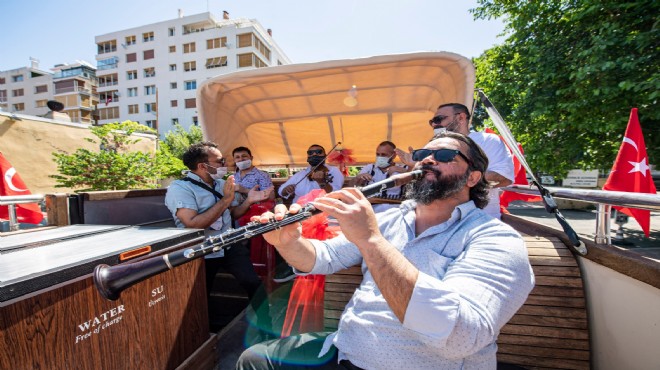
[1,52,658,370]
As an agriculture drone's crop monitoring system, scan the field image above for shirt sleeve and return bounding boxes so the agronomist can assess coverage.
[259,170,274,189]
[278,171,302,197]
[299,236,363,275]
[164,182,198,214]
[402,225,534,359]
[482,135,515,181]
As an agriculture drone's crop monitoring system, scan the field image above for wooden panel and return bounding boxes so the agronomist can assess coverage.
[514,305,587,319]
[325,291,356,302]
[506,315,588,330]
[497,353,589,370]
[498,344,589,361]
[500,325,589,340]
[497,334,589,351]
[325,284,361,294]
[534,276,583,288]
[0,259,209,370]
[524,295,585,308]
[529,285,584,298]
[46,193,69,227]
[526,247,574,257]
[531,265,581,277]
[528,256,579,267]
[325,274,362,284]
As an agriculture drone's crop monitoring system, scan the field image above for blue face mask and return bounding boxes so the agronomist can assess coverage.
[375,155,393,168]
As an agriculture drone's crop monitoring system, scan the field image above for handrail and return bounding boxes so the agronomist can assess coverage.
[502,185,660,244]
[0,194,45,232]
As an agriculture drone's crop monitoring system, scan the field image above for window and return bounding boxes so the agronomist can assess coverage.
[143,49,155,60]
[206,57,228,69]
[207,37,227,49]
[185,98,196,109]
[127,70,137,80]
[97,40,117,54]
[98,57,119,70]
[183,42,196,53]
[171,100,178,107]
[125,35,136,45]
[12,75,24,82]
[168,27,175,36]
[127,87,138,97]
[98,74,118,87]
[145,85,156,95]
[13,103,25,111]
[238,53,253,68]
[142,31,154,42]
[128,104,139,114]
[169,45,176,53]
[126,53,137,63]
[254,36,271,61]
[35,85,48,93]
[12,89,24,97]
[192,116,199,126]
[98,107,120,120]
[172,118,179,125]
[0,90,6,102]
[169,64,177,71]
[99,91,119,104]
[170,82,177,89]
[145,102,156,113]
[35,99,48,108]
[184,80,197,90]
[145,120,157,128]
[0,77,5,84]
[183,61,196,72]
[143,67,155,78]
[237,33,252,48]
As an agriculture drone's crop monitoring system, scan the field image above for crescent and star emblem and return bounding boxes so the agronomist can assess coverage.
[622,136,650,177]
[4,167,29,192]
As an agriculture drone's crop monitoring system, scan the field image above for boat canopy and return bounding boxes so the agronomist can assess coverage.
[198,52,475,167]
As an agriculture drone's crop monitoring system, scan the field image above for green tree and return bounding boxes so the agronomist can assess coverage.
[51,121,163,191]
[158,123,204,178]
[472,0,659,176]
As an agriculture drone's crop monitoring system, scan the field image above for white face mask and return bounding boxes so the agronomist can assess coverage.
[236,159,252,171]
[433,127,448,136]
[206,165,228,180]
[375,156,392,168]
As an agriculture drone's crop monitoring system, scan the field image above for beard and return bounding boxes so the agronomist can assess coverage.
[405,165,469,205]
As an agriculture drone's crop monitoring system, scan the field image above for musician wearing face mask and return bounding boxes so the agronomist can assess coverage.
[352,141,408,212]
[233,146,275,203]
[164,142,267,309]
[278,144,345,204]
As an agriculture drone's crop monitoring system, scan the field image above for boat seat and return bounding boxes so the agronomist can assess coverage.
[323,235,590,370]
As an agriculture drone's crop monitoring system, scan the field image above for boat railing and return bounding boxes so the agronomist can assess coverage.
[0,194,45,232]
[503,185,660,245]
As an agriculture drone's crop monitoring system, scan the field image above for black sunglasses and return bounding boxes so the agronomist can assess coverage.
[207,158,227,166]
[307,149,324,155]
[411,148,471,165]
[428,113,460,126]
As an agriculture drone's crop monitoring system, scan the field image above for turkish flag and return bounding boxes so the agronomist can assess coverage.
[603,108,656,237]
[0,152,44,224]
[484,128,541,212]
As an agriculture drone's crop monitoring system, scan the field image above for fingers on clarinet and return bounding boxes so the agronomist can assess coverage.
[259,212,275,222]
[289,203,302,214]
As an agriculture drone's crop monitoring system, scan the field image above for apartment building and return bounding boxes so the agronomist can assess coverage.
[0,58,53,117]
[94,10,291,135]
[51,61,100,124]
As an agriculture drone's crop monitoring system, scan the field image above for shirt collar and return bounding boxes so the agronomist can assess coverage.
[403,199,477,238]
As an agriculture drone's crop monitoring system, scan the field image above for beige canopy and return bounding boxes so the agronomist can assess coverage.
[198,52,475,167]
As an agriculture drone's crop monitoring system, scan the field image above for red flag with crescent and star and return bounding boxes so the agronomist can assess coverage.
[603,108,656,237]
[0,152,44,224]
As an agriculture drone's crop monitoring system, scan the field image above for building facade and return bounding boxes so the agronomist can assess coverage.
[51,61,99,124]
[94,11,291,136]
[0,58,53,117]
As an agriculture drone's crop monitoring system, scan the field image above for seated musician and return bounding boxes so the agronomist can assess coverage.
[351,140,408,213]
[278,144,345,204]
[232,146,275,204]
[237,132,534,370]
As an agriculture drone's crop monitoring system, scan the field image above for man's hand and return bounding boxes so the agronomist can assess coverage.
[386,165,407,176]
[246,185,273,204]
[222,175,236,201]
[312,188,382,246]
[310,170,327,183]
[251,203,303,247]
[281,184,295,197]
[354,173,373,186]
[394,146,416,168]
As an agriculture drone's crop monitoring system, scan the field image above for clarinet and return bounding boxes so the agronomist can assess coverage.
[93,170,422,300]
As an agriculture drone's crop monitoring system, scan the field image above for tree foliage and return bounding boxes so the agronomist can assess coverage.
[158,123,204,178]
[472,0,659,176]
[51,121,165,191]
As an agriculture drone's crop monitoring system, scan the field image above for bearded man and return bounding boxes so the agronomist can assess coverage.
[237,133,534,370]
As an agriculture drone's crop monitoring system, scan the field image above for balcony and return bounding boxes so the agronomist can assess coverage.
[55,86,93,95]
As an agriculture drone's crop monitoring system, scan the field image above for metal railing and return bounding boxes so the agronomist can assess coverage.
[0,194,45,232]
[503,185,660,244]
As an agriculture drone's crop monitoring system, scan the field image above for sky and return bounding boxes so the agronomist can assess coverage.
[0,0,505,71]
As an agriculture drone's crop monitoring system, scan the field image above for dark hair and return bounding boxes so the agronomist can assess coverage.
[182,141,218,170]
[378,141,396,150]
[437,103,471,121]
[308,144,326,154]
[232,146,252,157]
[435,132,490,209]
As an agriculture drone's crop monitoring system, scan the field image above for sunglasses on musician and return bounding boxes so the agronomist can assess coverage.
[411,148,471,165]
[428,113,460,126]
[306,149,324,155]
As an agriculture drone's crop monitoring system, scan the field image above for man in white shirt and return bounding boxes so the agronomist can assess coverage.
[278,144,345,204]
[237,133,534,369]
